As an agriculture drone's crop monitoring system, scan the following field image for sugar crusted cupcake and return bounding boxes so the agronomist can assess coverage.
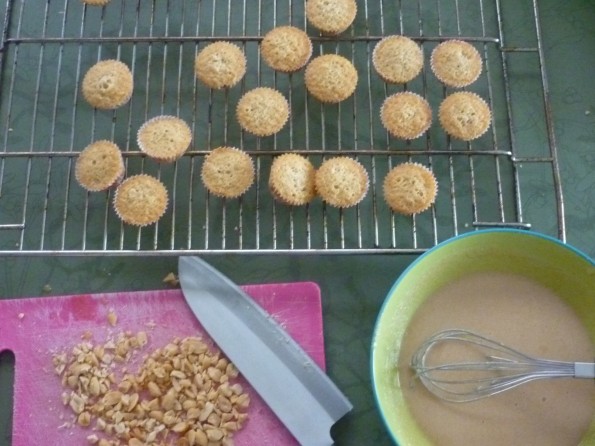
[439,91,491,141]
[373,35,424,84]
[236,87,290,137]
[306,0,357,35]
[82,59,133,110]
[261,26,313,73]
[381,92,432,140]
[269,153,317,206]
[315,156,368,208]
[383,162,437,215]
[201,147,255,198]
[75,140,124,192]
[194,41,247,90]
[431,40,482,88]
[113,174,169,226]
[137,116,192,163]
[305,54,358,103]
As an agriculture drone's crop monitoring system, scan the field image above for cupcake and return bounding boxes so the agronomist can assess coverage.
[304,54,358,103]
[439,91,491,141]
[82,0,111,5]
[431,40,482,88]
[236,87,290,137]
[306,0,357,35]
[113,174,169,226]
[383,162,438,215]
[75,140,124,192]
[315,157,368,208]
[194,41,247,90]
[82,60,133,109]
[372,35,424,84]
[380,92,432,140]
[201,147,255,198]
[137,115,192,163]
[261,26,313,73]
[269,153,317,205]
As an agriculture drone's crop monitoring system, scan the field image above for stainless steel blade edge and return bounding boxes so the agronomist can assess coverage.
[178,256,352,446]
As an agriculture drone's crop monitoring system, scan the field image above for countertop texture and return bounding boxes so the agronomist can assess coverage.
[0,0,593,445]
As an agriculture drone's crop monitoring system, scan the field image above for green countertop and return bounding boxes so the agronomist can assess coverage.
[0,0,593,445]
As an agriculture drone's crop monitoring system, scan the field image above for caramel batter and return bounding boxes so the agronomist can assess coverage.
[399,271,595,446]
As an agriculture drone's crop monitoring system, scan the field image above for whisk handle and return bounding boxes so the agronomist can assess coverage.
[574,362,595,379]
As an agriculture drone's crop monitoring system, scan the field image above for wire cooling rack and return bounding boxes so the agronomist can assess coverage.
[0,0,564,255]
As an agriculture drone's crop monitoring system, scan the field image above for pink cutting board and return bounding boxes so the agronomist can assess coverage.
[0,282,324,446]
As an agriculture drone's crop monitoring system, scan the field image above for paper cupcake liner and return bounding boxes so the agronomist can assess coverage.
[304,55,358,104]
[372,35,424,85]
[306,0,357,35]
[194,41,247,90]
[268,153,317,206]
[113,174,169,227]
[82,59,133,110]
[383,161,438,215]
[380,92,433,140]
[137,115,192,163]
[438,91,492,141]
[200,146,255,199]
[236,88,290,137]
[261,26,313,74]
[75,140,125,192]
[430,39,483,88]
[315,156,369,209]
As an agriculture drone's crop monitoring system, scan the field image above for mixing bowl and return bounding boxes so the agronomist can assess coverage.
[371,229,595,445]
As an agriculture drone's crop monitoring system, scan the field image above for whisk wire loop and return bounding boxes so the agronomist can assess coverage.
[410,329,594,403]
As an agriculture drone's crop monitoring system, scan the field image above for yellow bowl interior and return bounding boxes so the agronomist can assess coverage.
[371,230,595,445]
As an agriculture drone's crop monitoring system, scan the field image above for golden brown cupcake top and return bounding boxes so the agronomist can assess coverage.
[261,26,313,73]
[304,54,358,103]
[113,175,169,226]
[380,92,432,140]
[137,116,192,163]
[439,91,491,141]
[306,0,357,35]
[431,40,482,88]
[236,87,290,137]
[75,140,124,192]
[201,147,255,199]
[269,153,317,205]
[82,0,111,5]
[82,60,133,110]
[372,35,424,84]
[315,156,368,208]
[383,162,437,215]
[194,42,247,90]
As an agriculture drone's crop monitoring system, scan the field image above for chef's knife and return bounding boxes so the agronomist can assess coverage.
[178,256,352,446]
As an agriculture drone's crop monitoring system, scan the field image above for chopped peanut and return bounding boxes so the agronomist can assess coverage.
[54,332,249,445]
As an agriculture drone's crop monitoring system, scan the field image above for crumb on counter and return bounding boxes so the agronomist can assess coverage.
[162,272,180,287]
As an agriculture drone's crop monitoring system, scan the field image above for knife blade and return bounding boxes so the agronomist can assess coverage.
[178,256,352,446]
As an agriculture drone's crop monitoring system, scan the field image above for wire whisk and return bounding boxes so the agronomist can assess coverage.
[411,329,595,403]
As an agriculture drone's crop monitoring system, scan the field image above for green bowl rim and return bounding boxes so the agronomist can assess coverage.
[370,228,594,445]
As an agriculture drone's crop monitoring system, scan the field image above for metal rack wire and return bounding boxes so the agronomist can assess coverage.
[0,0,564,255]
